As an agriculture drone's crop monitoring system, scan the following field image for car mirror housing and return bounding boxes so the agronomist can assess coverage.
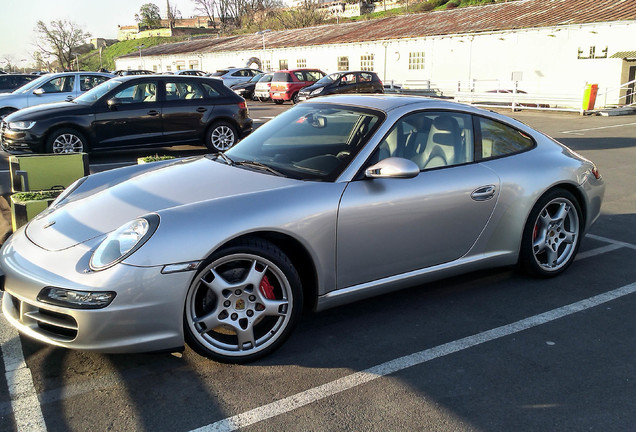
[107,98,120,110]
[365,157,420,179]
[33,88,44,96]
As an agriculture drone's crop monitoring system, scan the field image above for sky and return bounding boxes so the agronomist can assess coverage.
[0,0,198,68]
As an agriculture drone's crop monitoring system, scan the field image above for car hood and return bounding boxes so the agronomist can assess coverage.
[25,157,300,251]
[6,101,85,120]
[299,83,326,94]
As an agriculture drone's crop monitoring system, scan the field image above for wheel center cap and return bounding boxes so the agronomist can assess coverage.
[235,299,246,310]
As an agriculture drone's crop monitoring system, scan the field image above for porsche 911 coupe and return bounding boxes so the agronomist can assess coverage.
[0,95,604,363]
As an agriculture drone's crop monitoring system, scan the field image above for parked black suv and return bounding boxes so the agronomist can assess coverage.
[0,75,252,153]
[298,71,384,101]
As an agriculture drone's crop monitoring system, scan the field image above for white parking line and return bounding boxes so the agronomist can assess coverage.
[561,121,636,135]
[0,233,633,431]
[191,281,636,432]
[0,306,47,432]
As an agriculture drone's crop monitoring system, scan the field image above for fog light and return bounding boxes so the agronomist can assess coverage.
[38,287,116,309]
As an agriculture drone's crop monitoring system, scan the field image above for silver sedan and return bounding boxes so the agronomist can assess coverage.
[0,95,605,363]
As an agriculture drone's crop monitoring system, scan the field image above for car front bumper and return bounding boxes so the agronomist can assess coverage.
[0,121,42,152]
[0,228,194,353]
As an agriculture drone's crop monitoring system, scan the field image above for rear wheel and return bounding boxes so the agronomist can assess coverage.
[184,239,303,363]
[520,189,582,277]
[46,128,87,153]
[291,93,300,104]
[206,121,237,152]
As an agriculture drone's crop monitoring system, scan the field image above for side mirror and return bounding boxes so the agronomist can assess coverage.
[33,88,44,96]
[107,98,120,110]
[365,157,420,179]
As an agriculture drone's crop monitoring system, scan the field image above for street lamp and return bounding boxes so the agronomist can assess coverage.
[136,44,145,70]
[255,30,271,71]
[20,59,27,73]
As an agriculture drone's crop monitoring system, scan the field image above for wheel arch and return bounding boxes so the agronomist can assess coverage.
[43,123,92,152]
[207,231,319,313]
[530,182,588,230]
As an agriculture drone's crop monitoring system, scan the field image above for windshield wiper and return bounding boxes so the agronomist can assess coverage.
[212,152,234,166]
[234,160,285,177]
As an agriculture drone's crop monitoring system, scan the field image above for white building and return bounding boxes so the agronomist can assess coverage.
[115,0,636,107]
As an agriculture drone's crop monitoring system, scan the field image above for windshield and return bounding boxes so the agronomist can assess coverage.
[316,73,342,85]
[225,103,384,181]
[73,79,123,104]
[258,74,273,83]
[11,74,53,94]
[250,73,265,83]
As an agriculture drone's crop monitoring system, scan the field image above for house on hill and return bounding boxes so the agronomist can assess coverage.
[115,0,636,107]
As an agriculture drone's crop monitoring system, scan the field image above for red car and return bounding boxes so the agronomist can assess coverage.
[270,68,325,104]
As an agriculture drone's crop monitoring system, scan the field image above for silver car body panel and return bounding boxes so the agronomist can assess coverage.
[0,95,605,353]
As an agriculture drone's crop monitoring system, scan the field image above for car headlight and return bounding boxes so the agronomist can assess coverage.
[310,88,324,96]
[89,214,159,271]
[8,121,36,130]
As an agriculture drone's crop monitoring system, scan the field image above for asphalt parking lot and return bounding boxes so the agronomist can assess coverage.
[1,103,635,432]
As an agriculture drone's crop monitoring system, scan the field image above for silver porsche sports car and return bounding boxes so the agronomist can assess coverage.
[0,95,604,363]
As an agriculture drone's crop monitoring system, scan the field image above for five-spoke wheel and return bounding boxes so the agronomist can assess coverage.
[184,239,302,363]
[521,189,582,277]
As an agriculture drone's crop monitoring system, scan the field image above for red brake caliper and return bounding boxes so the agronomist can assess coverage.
[259,275,276,299]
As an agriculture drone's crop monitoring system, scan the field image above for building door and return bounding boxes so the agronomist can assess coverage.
[627,65,636,105]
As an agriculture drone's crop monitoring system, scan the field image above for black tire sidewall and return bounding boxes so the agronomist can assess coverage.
[520,188,583,278]
[184,238,303,363]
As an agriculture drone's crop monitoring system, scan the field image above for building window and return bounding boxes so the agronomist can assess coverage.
[338,56,349,70]
[360,54,374,71]
[408,52,425,70]
[166,65,172,72]
[263,60,271,71]
[279,59,288,70]
[297,58,306,68]
[152,65,158,72]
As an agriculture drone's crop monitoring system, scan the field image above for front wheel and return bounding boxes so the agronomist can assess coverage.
[184,239,303,363]
[519,189,582,277]
[291,93,300,104]
[206,121,237,152]
[46,128,87,153]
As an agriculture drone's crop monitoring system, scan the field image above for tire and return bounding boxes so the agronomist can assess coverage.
[273,99,284,105]
[46,128,87,154]
[258,97,269,102]
[519,189,583,277]
[184,238,303,363]
[291,93,300,104]
[206,121,237,152]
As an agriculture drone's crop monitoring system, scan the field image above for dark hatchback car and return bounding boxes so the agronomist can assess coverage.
[0,74,38,93]
[0,75,252,154]
[230,72,265,100]
[298,71,384,101]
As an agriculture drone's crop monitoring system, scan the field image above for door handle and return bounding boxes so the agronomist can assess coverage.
[196,107,207,113]
[471,185,496,201]
[147,110,159,116]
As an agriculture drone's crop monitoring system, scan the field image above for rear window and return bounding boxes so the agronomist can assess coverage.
[210,70,229,76]
[273,72,292,83]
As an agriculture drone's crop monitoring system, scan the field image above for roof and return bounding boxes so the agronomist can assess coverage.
[610,50,636,59]
[120,0,636,58]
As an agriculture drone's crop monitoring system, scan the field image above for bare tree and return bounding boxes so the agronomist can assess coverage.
[191,0,218,30]
[167,1,182,29]
[34,19,91,71]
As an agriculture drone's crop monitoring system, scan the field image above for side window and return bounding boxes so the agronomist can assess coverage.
[359,72,373,82]
[305,71,324,82]
[41,76,75,93]
[373,111,474,170]
[200,83,222,98]
[113,82,157,103]
[294,72,304,81]
[342,73,357,84]
[166,81,205,100]
[477,117,534,159]
[80,75,109,91]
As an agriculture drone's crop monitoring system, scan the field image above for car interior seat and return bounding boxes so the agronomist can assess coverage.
[412,115,462,169]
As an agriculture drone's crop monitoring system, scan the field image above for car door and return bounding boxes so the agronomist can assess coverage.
[336,72,358,95]
[357,72,376,94]
[91,79,163,149]
[26,75,76,107]
[336,111,500,288]
[162,78,211,144]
